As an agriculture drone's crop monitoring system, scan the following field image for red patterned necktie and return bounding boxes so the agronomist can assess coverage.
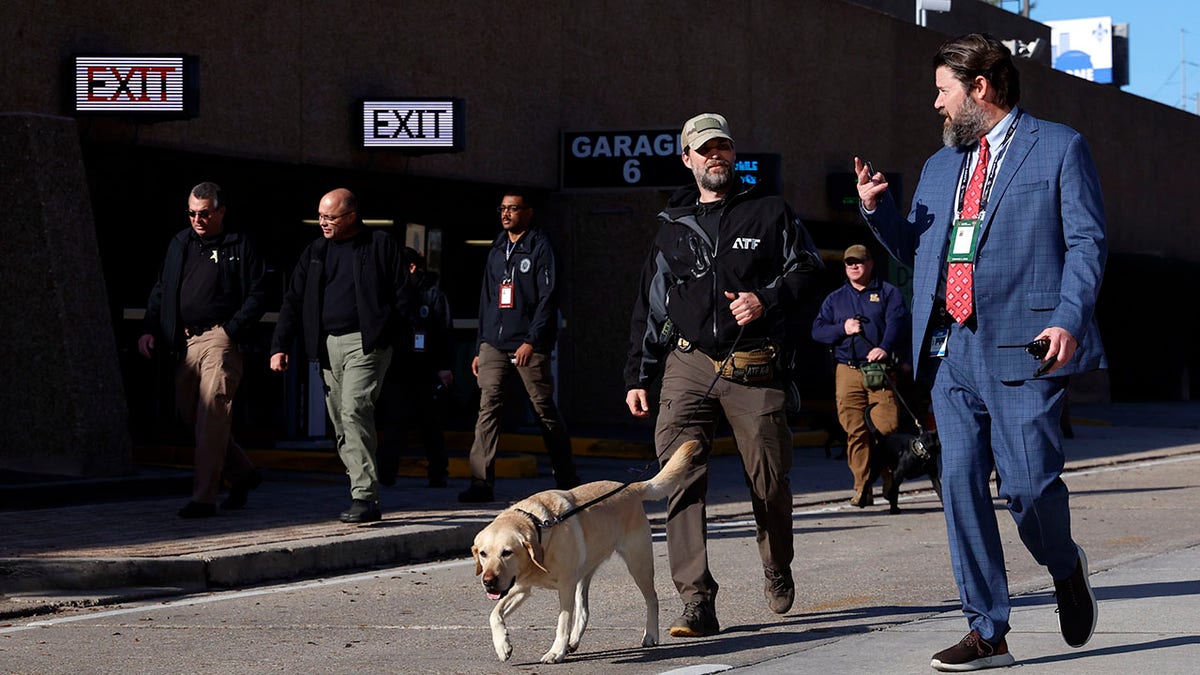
[946,137,990,324]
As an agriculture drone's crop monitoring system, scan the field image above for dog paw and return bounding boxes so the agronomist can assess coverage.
[540,650,565,664]
[566,641,580,653]
[642,632,659,647]
[494,640,513,662]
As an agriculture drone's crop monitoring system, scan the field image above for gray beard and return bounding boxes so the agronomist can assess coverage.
[696,165,734,192]
[942,97,991,148]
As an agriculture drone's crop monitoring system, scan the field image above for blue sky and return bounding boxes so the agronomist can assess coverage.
[1016,0,1200,110]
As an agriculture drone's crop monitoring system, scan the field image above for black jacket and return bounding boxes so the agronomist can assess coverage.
[143,228,268,354]
[402,270,454,372]
[475,228,561,353]
[625,184,822,389]
[271,228,412,362]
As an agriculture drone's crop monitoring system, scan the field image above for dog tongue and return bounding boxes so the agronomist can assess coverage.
[487,592,502,601]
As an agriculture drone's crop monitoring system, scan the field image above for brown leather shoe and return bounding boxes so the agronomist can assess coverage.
[930,630,1015,671]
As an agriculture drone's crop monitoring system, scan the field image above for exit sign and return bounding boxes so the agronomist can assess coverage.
[361,98,464,152]
[72,55,198,117]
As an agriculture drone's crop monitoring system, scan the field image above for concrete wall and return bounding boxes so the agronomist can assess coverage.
[2,0,1197,433]
[3,0,1195,259]
[0,114,132,476]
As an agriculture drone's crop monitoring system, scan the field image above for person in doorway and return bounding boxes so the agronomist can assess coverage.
[139,181,268,519]
[376,246,454,488]
[458,189,580,503]
[270,188,412,523]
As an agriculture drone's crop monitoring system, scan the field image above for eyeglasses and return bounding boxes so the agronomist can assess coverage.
[318,211,353,223]
[187,209,216,220]
[496,205,527,214]
[844,259,868,266]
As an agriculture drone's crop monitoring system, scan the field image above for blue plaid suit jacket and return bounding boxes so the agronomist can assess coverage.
[866,110,1108,382]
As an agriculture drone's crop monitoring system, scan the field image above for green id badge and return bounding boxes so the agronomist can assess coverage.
[947,218,980,263]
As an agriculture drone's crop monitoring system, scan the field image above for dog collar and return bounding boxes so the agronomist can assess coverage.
[513,508,544,543]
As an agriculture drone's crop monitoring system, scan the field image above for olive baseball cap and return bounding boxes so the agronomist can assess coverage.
[680,113,733,152]
[843,244,872,262]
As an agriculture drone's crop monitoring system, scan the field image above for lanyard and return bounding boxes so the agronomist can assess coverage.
[955,109,1022,218]
[503,236,519,283]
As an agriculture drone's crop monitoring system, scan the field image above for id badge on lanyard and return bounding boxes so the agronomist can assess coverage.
[499,280,514,308]
[947,218,981,263]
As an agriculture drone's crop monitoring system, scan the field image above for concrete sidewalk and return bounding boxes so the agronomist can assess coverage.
[2,402,1198,628]
[741,544,1200,675]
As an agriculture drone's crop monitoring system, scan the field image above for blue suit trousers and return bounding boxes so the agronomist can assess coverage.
[930,320,1081,642]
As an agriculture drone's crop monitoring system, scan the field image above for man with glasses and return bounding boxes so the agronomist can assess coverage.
[270,188,412,523]
[624,113,822,636]
[139,182,268,518]
[458,189,580,503]
[812,244,908,507]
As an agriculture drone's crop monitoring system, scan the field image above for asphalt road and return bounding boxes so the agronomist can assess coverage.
[3,442,1198,674]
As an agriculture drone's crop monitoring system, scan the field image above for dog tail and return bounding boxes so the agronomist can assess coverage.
[635,440,700,501]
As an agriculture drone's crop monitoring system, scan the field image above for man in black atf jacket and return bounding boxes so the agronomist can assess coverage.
[625,113,822,637]
[270,188,412,523]
[139,182,268,519]
[458,188,580,503]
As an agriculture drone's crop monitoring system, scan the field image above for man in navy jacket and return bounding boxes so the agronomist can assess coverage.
[812,244,908,506]
[458,189,579,503]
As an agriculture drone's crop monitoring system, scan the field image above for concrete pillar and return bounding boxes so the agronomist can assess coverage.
[0,113,132,477]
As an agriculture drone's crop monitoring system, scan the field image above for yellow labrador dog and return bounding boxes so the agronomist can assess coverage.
[471,440,699,664]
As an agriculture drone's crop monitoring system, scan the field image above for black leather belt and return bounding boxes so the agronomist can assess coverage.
[184,325,212,338]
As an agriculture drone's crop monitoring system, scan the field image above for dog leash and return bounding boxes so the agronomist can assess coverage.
[843,319,925,434]
[526,325,749,530]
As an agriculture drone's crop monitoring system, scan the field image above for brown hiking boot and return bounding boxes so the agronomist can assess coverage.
[668,600,719,637]
[763,566,795,614]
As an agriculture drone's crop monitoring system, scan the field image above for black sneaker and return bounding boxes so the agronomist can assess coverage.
[220,469,263,510]
[1054,545,1097,647]
[339,499,382,523]
[457,481,495,503]
[763,566,795,614]
[668,600,719,638]
[930,630,1015,671]
[178,501,216,519]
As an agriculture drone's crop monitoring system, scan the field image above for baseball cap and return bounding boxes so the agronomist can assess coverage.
[680,113,733,152]
[843,244,872,262]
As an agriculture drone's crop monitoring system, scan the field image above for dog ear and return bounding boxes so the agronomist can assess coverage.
[523,539,550,574]
[471,545,482,576]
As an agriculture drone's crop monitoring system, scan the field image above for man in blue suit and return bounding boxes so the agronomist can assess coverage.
[856,33,1105,671]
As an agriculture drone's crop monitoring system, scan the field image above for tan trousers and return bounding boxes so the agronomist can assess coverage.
[654,349,794,604]
[176,328,254,504]
[834,363,899,492]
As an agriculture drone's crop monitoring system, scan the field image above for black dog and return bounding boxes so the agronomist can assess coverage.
[865,403,943,514]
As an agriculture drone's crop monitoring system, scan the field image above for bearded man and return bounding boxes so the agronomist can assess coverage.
[624,112,822,637]
[856,33,1106,671]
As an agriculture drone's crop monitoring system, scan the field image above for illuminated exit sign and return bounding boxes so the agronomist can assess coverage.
[72,55,199,117]
[361,98,464,152]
